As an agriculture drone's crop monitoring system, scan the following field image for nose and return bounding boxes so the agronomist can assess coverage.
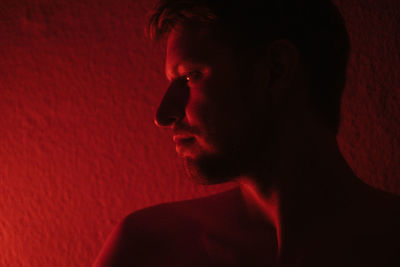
[154,78,190,127]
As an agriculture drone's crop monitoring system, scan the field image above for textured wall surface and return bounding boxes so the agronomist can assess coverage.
[0,0,398,266]
[336,0,400,193]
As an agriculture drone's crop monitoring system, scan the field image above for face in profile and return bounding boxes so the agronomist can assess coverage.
[155,25,276,184]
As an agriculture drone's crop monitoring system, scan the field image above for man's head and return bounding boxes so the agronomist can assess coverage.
[149,0,350,184]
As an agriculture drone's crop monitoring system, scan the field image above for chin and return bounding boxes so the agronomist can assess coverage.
[183,152,244,185]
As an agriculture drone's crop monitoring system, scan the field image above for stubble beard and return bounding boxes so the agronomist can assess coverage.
[183,153,240,185]
[183,128,277,187]
[182,143,270,186]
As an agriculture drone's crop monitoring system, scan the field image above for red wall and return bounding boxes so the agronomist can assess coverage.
[1,0,399,266]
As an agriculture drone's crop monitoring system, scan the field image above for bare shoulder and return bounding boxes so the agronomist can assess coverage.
[93,187,242,266]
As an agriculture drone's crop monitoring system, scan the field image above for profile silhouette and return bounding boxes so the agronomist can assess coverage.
[94,1,400,266]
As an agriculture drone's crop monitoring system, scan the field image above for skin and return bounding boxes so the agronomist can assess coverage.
[94,24,400,266]
[156,25,275,184]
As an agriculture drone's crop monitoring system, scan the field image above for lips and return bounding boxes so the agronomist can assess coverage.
[172,135,196,156]
[173,135,195,144]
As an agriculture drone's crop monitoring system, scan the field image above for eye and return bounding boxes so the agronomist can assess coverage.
[185,71,203,82]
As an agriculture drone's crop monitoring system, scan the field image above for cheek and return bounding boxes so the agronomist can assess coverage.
[185,82,220,127]
[185,77,249,138]
[184,90,210,128]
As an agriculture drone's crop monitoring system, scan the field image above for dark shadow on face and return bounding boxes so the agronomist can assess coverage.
[155,25,278,185]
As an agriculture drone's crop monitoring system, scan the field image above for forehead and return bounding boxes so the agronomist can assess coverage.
[165,25,234,78]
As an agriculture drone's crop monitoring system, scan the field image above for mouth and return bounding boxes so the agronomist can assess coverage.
[173,135,196,144]
[173,135,197,156]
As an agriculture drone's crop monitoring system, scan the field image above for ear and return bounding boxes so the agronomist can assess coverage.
[265,39,300,105]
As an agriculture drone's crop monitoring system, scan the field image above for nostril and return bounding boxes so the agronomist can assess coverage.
[154,103,184,127]
[154,114,179,127]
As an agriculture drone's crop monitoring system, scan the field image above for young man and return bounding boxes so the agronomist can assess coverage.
[94,0,400,266]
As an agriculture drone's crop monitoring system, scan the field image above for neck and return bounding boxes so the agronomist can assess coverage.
[238,119,366,263]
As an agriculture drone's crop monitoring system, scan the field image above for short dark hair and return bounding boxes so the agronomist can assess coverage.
[148,0,350,134]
